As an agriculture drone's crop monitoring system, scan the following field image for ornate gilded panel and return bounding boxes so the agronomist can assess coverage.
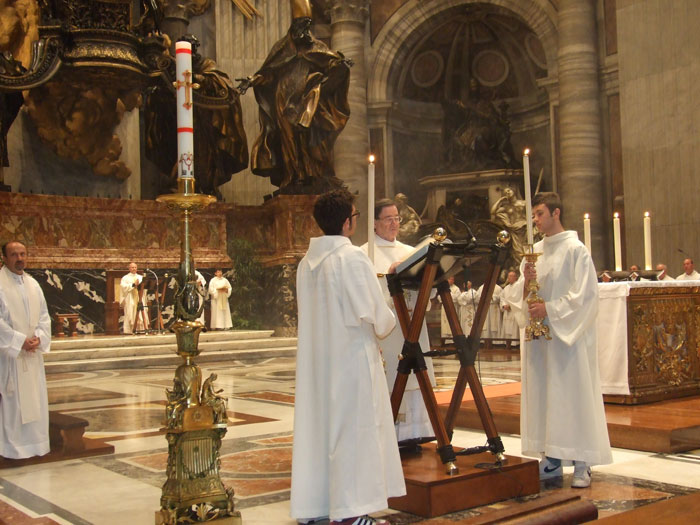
[628,288,700,390]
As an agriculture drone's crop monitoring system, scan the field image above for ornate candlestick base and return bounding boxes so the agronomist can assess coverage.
[155,180,241,525]
[523,248,552,341]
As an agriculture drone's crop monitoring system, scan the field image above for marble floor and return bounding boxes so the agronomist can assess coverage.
[1,352,699,524]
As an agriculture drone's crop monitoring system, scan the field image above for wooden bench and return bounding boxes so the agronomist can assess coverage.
[49,411,88,454]
[54,313,80,337]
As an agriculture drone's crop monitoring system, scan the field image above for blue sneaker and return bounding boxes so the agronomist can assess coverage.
[539,456,563,479]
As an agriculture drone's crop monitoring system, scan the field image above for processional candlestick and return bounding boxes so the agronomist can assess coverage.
[155,39,241,525]
[522,149,550,341]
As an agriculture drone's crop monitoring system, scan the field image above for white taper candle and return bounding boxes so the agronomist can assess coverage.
[367,155,375,264]
[523,149,533,245]
[583,213,591,254]
[613,212,622,271]
[644,212,652,270]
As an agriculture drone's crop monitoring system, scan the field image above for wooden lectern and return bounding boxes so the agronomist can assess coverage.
[387,234,509,472]
[386,232,539,517]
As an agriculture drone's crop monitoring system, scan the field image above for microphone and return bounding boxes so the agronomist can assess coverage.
[678,248,692,258]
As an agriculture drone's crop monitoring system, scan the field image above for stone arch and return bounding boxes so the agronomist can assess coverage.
[368,0,558,104]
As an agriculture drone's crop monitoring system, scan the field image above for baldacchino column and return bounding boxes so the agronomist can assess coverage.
[155,39,241,525]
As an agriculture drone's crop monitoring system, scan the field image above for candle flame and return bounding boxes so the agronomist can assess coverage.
[368,154,375,163]
[614,212,619,218]
[584,213,590,219]
[523,148,530,156]
[644,211,650,217]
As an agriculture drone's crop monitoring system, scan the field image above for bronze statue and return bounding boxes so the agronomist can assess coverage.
[237,0,353,194]
[491,187,527,262]
[441,79,518,173]
[395,192,422,242]
[201,373,228,424]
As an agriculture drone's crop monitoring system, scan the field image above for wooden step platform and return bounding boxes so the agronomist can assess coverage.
[0,411,113,468]
[438,390,700,453]
[388,443,539,518]
[595,491,700,523]
[463,492,598,524]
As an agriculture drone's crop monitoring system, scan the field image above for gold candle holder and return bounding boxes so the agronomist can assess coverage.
[155,183,242,525]
[523,246,551,341]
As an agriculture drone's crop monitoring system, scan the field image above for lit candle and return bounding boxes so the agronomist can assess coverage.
[613,212,622,271]
[368,155,375,264]
[583,213,591,253]
[523,149,534,246]
[644,211,652,270]
[175,40,195,179]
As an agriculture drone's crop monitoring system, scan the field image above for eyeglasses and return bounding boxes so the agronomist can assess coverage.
[351,211,360,218]
[377,215,402,224]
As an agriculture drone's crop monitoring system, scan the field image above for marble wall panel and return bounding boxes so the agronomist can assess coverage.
[0,193,231,268]
[29,268,223,335]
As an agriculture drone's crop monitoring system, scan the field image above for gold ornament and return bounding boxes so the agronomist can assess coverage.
[291,0,312,19]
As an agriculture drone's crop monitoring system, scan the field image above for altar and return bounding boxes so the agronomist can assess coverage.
[597,281,700,404]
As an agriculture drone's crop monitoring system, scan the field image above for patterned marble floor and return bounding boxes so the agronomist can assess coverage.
[1,354,699,524]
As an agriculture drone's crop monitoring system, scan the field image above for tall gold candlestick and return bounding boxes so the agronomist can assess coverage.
[523,246,551,341]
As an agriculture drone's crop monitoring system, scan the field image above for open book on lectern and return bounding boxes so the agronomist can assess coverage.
[392,235,485,289]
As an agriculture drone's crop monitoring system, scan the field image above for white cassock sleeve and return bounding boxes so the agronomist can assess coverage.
[34,286,51,353]
[341,255,396,339]
[544,250,598,346]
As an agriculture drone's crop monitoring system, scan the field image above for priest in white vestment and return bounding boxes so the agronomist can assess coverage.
[0,241,51,459]
[505,193,612,489]
[361,199,436,445]
[208,270,232,329]
[120,263,149,334]
[194,269,207,325]
[477,282,502,344]
[676,258,700,280]
[457,281,478,336]
[291,190,405,524]
[437,276,461,342]
[499,271,520,347]
[656,263,674,281]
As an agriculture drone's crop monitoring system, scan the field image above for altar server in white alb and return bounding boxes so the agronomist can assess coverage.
[208,270,232,330]
[477,281,502,344]
[676,258,700,280]
[438,276,460,342]
[361,198,436,446]
[194,269,207,325]
[506,192,612,488]
[499,270,520,347]
[457,280,478,336]
[655,263,674,281]
[120,262,149,334]
[0,241,51,459]
[292,190,405,525]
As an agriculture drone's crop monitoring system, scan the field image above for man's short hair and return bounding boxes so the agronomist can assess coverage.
[1,241,24,258]
[313,189,355,235]
[374,198,397,220]
[533,192,564,225]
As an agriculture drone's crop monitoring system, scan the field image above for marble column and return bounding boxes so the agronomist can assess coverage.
[328,0,371,244]
[557,0,606,266]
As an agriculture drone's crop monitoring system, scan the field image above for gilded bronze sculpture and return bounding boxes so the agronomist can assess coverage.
[237,0,353,194]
